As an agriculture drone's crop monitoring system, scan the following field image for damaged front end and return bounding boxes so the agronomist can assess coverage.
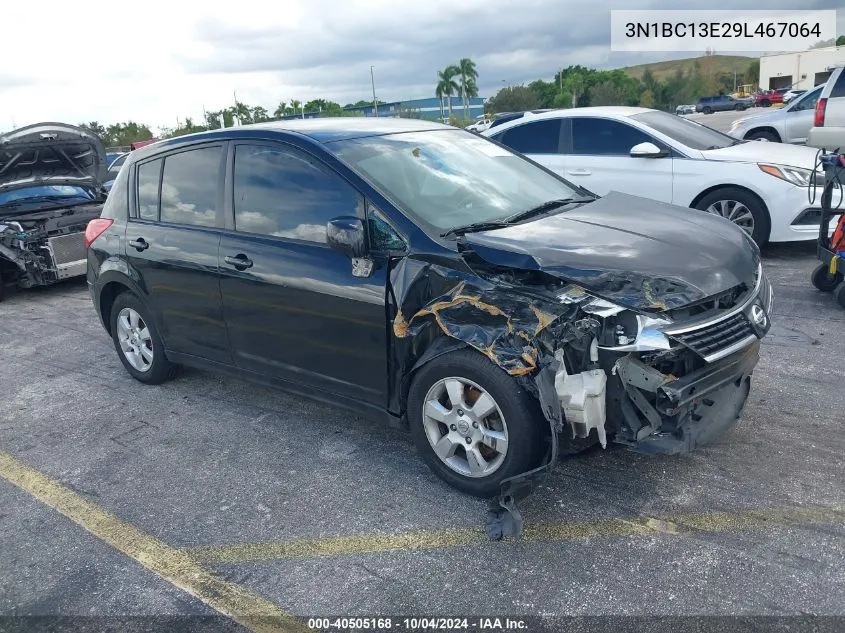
[389,233,772,538]
[0,123,107,298]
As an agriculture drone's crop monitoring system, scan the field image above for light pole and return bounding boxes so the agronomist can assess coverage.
[371,66,378,117]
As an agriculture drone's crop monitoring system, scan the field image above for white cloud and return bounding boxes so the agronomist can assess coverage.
[1,0,842,132]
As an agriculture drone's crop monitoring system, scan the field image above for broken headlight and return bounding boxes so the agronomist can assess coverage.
[556,285,673,352]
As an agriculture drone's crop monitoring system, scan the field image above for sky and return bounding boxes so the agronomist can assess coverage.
[1,0,842,133]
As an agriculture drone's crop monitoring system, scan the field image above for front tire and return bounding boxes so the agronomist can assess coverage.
[408,349,547,498]
[110,292,177,384]
[694,187,771,246]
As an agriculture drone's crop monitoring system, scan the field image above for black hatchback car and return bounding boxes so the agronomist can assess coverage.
[86,118,772,504]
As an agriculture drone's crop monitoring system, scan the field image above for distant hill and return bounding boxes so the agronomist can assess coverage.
[622,55,755,81]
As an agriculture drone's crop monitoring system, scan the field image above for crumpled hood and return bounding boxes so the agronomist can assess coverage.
[701,140,819,169]
[0,122,107,195]
[463,191,760,312]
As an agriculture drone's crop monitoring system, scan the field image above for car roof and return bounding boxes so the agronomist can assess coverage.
[133,118,452,159]
[487,106,656,129]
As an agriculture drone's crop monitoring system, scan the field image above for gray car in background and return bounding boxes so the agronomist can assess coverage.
[728,84,825,144]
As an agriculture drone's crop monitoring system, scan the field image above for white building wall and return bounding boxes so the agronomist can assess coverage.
[760,46,845,91]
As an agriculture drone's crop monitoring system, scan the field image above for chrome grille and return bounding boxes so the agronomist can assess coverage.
[48,233,86,265]
[669,312,755,362]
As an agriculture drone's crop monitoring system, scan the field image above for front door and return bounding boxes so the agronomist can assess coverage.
[564,117,674,204]
[125,144,231,364]
[218,142,388,405]
[783,87,823,144]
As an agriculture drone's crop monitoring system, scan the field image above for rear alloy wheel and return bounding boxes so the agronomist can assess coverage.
[110,292,177,384]
[695,187,770,245]
[408,350,546,498]
[811,263,843,292]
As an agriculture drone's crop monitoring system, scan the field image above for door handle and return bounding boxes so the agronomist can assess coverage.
[128,238,149,251]
[568,169,592,176]
[224,254,253,270]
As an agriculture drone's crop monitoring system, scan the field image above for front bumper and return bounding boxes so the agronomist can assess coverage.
[769,181,844,242]
[624,342,758,455]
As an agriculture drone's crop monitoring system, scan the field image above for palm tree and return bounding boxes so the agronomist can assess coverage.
[457,58,478,119]
[273,101,288,118]
[436,66,460,120]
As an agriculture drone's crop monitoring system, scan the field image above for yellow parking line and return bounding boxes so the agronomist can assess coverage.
[186,504,845,565]
[0,451,308,633]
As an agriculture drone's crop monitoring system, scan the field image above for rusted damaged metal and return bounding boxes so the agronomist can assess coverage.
[392,280,572,377]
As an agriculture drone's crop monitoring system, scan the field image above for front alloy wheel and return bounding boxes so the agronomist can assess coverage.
[422,377,509,478]
[704,199,755,234]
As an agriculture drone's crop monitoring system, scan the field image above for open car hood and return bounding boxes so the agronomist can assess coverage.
[462,191,760,312]
[0,122,107,194]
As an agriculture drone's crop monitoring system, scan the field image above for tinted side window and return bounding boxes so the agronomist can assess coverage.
[831,69,845,98]
[571,118,653,155]
[160,147,221,227]
[101,158,130,220]
[137,159,161,221]
[367,204,405,252]
[792,88,822,112]
[233,145,362,244]
[498,119,562,154]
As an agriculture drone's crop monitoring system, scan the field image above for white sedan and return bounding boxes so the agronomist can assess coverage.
[482,106,839,245]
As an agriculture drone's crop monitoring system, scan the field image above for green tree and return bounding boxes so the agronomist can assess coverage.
[436,66,460,118]
[252,106,269,122]
[838,35,845,46]
[273,101,288,118]
[487,85,541,113]
[744,59,760,89]
[79,121,107,143]
[639,89,655,108]
[457,58,478,119]
[104,122,153,147]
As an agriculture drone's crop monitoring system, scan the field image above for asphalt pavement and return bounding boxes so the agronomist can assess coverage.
[1,238,844,631]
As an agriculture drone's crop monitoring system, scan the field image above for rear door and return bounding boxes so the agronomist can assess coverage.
[488,118,565,175]
[218,141,389,405]
[125,143,231,364]
[563,117,674,203]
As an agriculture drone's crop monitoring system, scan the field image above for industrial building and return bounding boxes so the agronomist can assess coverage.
[760,45,845,91]
[277,96,487,121]
[346,96,486,120]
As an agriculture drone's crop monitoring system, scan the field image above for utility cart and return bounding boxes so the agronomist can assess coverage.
[810,150,845,308]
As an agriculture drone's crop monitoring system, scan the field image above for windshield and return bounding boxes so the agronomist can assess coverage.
[0,185,94,207]
[630,111,739,150]
[329,129,584,233]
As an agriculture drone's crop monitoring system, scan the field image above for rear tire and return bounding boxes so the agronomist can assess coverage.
[694,187,771,246]
[407,349,547,498]
[109,292,177,384]
[703,107,712,114]
[746,130,779,143]
[811,263,843,292]
[761,99,771,107]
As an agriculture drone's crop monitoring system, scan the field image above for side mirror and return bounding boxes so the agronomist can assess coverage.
[327,216,367,259]
[630,142,667,158]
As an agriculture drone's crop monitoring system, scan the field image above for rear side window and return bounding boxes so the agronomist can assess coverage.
[571,118,653,155]
[160,147,222,227]
[831,68,845,98]
[100,159,130,220]
[137,159,161,221]
[233,144,362,244]
[497,119,562,154]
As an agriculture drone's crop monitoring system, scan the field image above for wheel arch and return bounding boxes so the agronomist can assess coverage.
[744,126,781,142]
[688,184,772,244]
[95,271,151,336]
